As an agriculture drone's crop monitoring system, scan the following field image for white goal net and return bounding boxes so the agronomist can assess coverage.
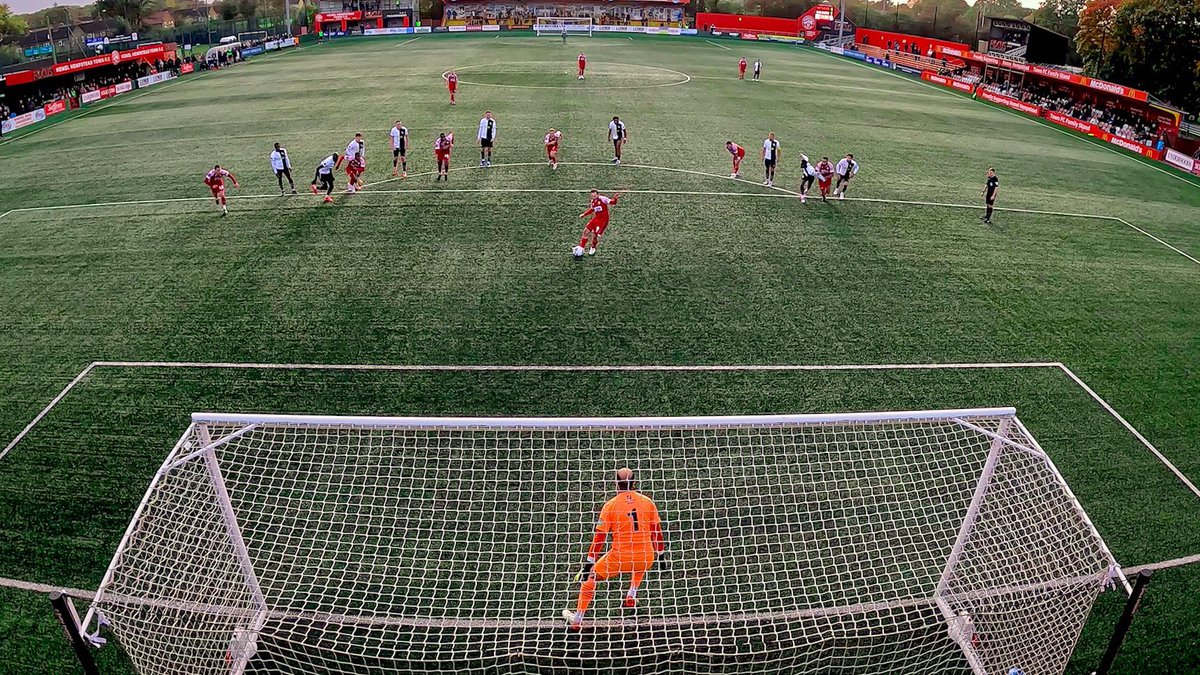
[534,16,593,36]
[83,408,1126,675]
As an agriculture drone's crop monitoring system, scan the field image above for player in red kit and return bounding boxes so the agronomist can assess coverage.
[545,128,562,169]
[577,53,587,80]
[738,57,747,79]
[345,152,365,193]
[434,132,455,181]
[575,189,624,257]
[725,140,745,178]
[447,70,458,105]
[203,165,239,215]
[815,157,836,202]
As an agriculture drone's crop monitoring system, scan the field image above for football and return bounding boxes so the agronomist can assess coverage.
[572,245,585,259]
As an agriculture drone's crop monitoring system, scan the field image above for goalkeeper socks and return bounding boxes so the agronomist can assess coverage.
[626,587,637,599]
[577,578,596,614]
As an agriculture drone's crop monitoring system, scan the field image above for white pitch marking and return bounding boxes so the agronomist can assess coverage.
[439,61,690,89]
[704,39,733,51]
[1056,363,1200,500]
[1112,217,1200,266]
[5,161,1194,266]
[90,360,1065,371]
[0,576,93,597]
[811,47,1200,191]
[396,37,421,47]
[0,363,96,462]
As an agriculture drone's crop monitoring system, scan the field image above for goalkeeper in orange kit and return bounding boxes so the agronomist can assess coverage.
[563,467,665,630]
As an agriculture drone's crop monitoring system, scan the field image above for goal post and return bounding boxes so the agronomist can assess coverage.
[82,407,1125,674]
[534,16,593,36]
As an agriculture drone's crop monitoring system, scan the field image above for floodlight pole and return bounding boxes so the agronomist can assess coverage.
[837,0,846,42]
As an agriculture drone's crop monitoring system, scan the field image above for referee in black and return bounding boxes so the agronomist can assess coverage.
[981,167,999,224]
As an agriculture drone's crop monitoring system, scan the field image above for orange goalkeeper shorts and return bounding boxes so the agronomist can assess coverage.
[593,548,656,580]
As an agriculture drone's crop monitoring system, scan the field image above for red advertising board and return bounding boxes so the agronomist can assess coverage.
[977,88,1042,116]
[1043,111,1161,159]
[49,45,169,77]
[43,99,67,116]
[920,70,975,94]
[181,62,195,74]
[314,11,361,22]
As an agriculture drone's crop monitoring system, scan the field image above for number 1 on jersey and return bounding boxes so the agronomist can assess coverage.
[628,510,640,531]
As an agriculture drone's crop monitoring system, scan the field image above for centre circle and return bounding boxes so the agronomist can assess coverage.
[442,61,691,89]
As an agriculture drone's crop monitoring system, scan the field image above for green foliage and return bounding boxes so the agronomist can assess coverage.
[1028,0,1085,37]
[1079,0,1200,110]
[237,0,257,19]
[217,0,238,20]
[0,35,1198,675]
[0,2,27,37]
[92,0,155,27]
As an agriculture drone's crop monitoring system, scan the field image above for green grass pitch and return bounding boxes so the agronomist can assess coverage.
[0,32,1199,674]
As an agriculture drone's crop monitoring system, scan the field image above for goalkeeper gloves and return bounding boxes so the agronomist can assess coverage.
[575,557,596,583]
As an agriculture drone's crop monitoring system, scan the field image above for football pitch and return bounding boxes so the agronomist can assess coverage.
[0,33,1199,674]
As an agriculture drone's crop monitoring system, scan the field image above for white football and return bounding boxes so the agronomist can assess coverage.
[572,245,585,257]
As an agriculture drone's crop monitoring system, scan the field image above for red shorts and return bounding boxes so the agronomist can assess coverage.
[435,151,450,163]
[547,145,558,159]
[209,185,224,198]
[586,217,609,236]
[448,83,457,92]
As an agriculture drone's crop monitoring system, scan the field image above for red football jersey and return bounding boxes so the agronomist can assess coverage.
[728,143,746,158]
[204,168,231,187]
[447,73,458,89]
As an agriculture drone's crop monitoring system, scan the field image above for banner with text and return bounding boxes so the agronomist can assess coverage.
[1,108,46,134]
[920,70,975,94]
[977,88,1042,116]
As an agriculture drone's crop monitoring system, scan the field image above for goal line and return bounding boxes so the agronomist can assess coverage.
[1,359,1196,502]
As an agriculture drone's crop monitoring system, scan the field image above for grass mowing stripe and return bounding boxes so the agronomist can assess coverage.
[1058,364,1200,499]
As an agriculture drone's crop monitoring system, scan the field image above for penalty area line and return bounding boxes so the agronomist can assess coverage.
[1,359,1196,502]
[704,39,733,51]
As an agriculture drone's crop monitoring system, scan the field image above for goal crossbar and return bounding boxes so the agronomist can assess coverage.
[191,407,1018,429]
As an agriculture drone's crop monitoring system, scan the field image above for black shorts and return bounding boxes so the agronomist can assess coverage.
[275,168,290,177]
[393,145,405,157]
[985,194,996,205]
[318,172,334,187]
[764,158,776,168]
[480,139,494,149]
[839,172,852,182]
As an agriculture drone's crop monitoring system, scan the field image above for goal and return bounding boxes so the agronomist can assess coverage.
[236,31,268,44]
[534,16,593,36]
[81,408,1126,675]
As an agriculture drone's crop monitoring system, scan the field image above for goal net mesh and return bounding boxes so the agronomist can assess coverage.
[86,410,1121,675]
[534,17,593,35]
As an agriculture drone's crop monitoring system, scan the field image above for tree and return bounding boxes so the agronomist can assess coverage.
[1028,0,1085,37]
[217,0,238,20]
[93,0,156,27]
[237,0,257,19]
[1076,0,1123,72]
[0,2,27,37]
[1100,0,1200,109]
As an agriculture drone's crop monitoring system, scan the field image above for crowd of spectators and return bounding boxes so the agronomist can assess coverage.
[2,57,194,121]
[983,79,1162,146]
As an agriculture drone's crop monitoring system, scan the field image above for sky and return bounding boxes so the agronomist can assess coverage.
[8,0,89,17]
[6,0,1043,21]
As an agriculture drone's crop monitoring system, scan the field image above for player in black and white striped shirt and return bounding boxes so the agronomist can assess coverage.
[478,112,497,168]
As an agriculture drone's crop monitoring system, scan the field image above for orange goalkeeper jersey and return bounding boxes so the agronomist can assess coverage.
[597,491,661,553]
